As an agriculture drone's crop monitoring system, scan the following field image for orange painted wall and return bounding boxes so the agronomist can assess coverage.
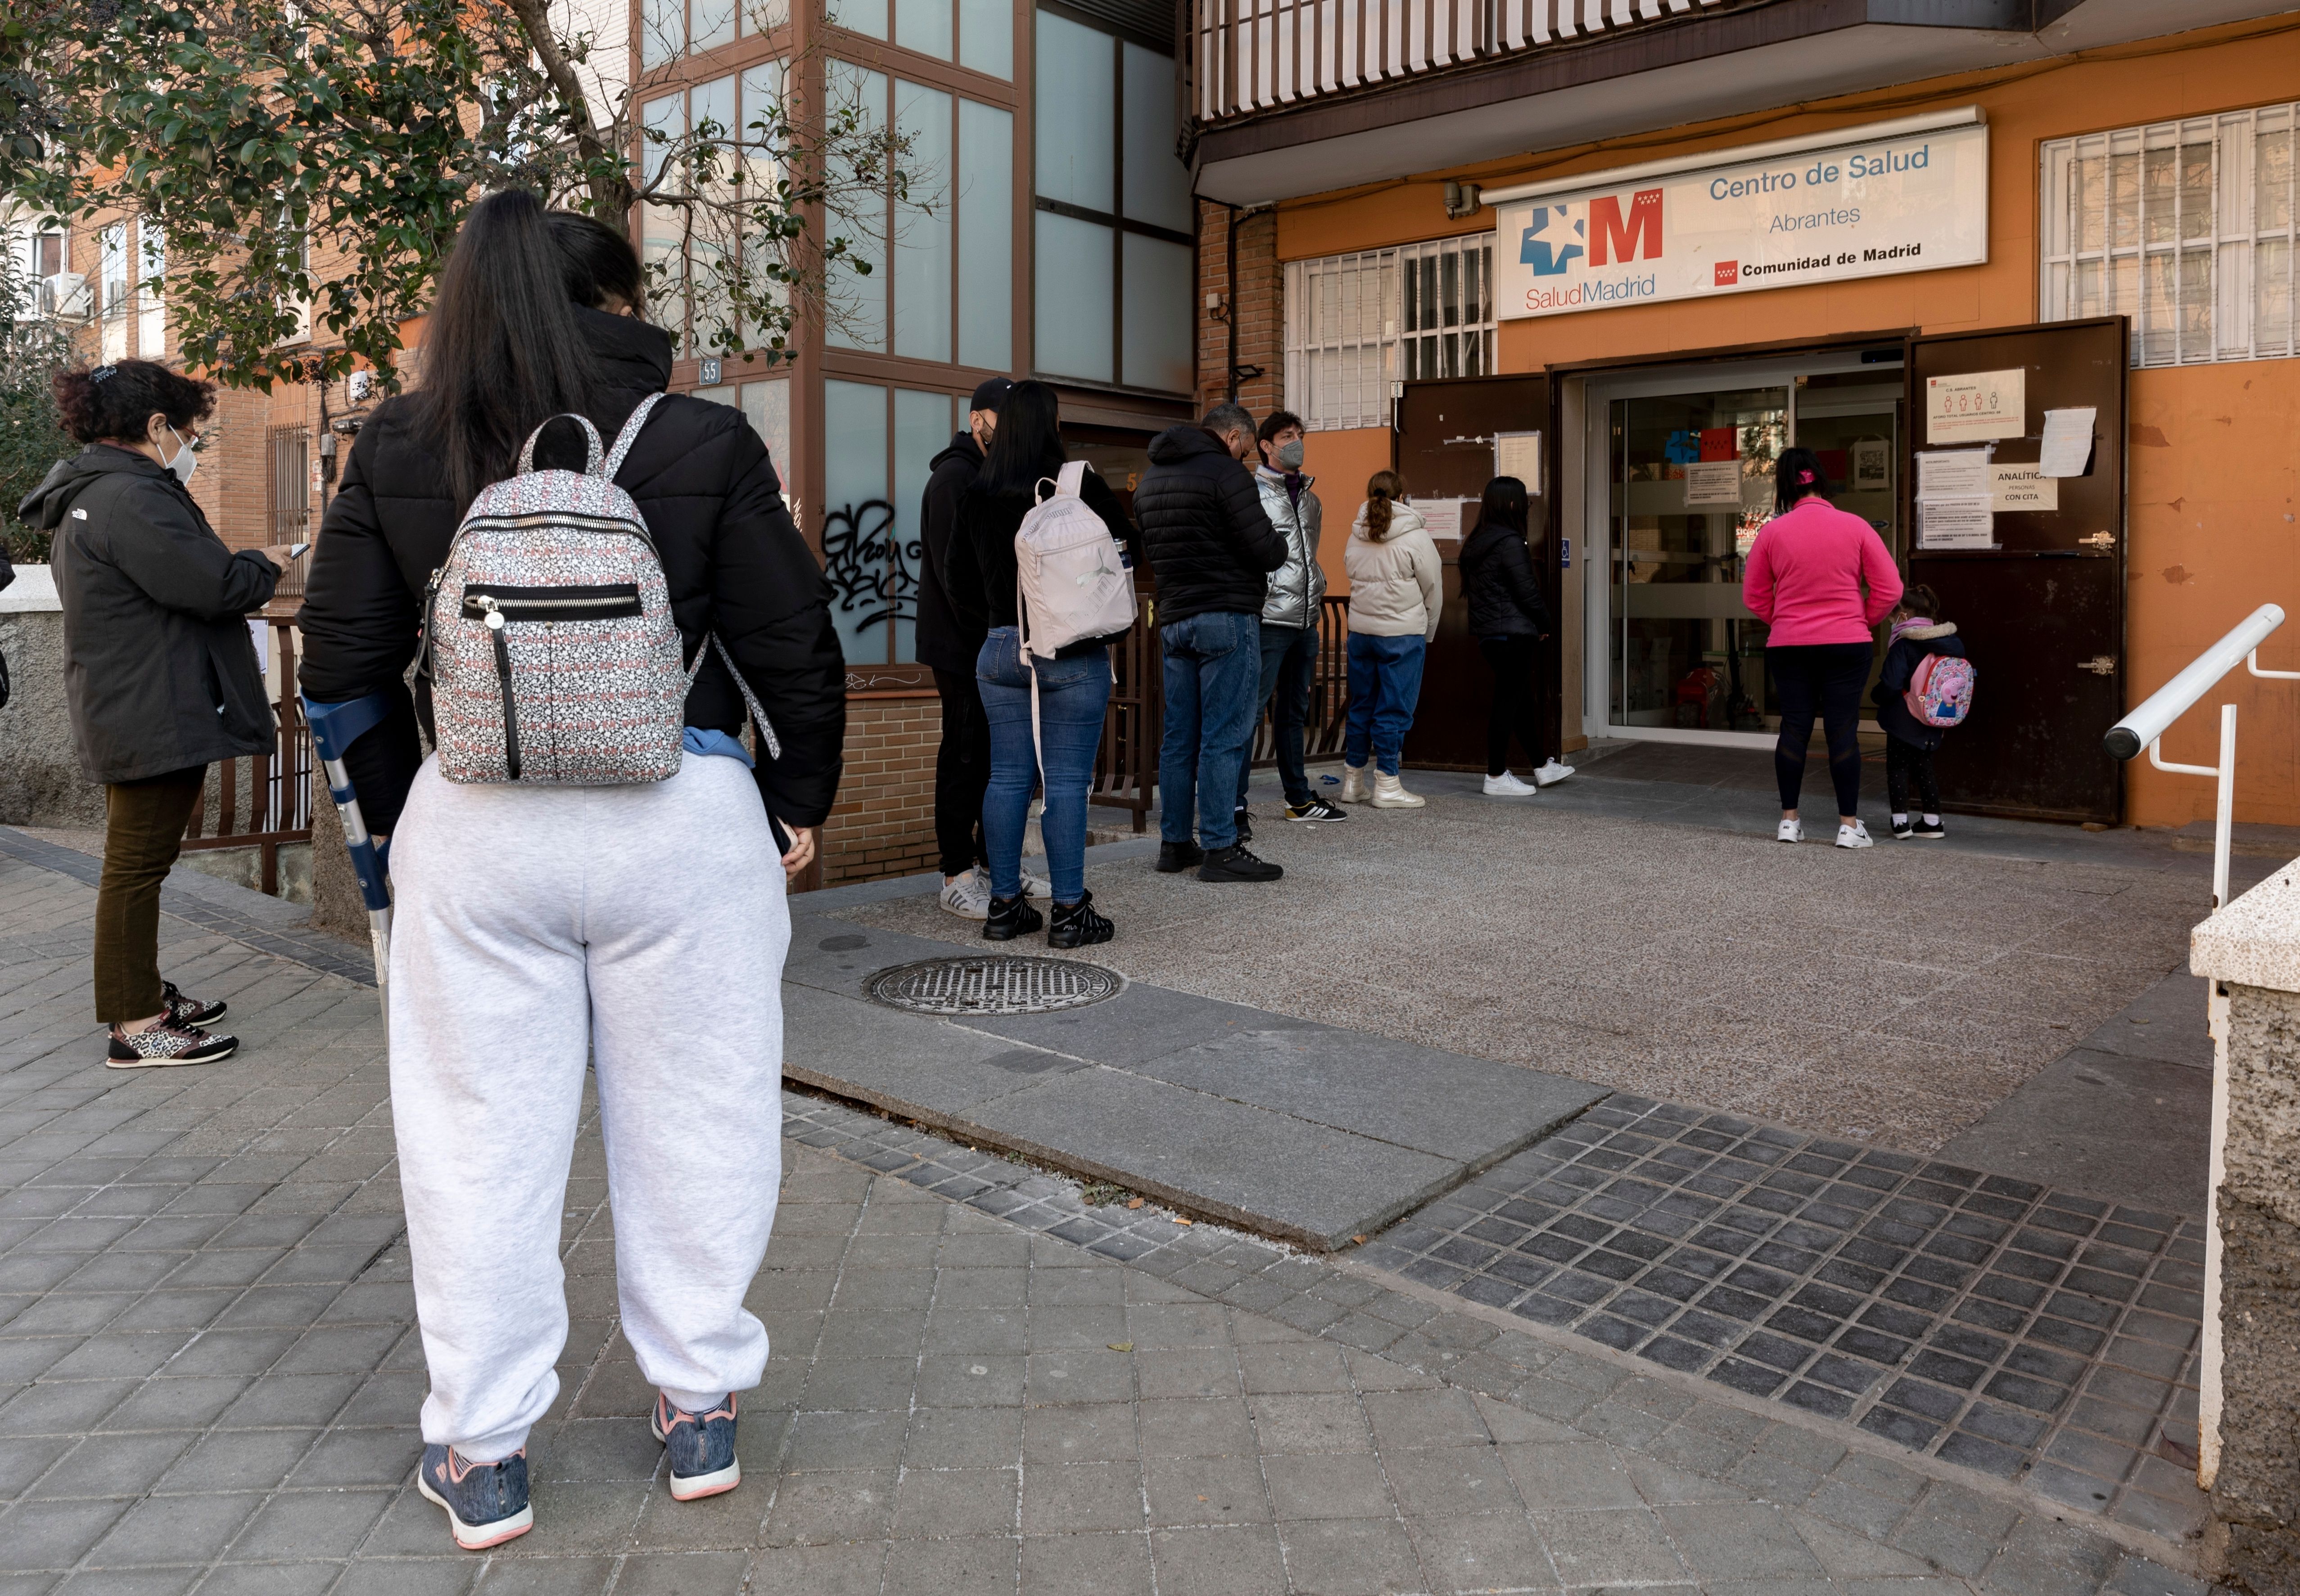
[1301,427,1393,595]
[1268,15,2300,827]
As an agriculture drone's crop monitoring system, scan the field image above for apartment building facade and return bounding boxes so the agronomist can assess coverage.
[1186,0,2300,829]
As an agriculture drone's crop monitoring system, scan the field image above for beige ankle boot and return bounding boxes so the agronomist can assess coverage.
[1371,772,1425,809]
[1340,764,1369,804]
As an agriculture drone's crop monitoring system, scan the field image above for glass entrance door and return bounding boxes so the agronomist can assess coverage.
[1593,356,1907,741]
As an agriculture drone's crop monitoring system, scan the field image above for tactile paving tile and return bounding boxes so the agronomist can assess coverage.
[1358,1093,2206,1531]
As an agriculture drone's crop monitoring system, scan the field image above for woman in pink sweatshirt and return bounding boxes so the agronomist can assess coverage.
[1741,447,1902,849]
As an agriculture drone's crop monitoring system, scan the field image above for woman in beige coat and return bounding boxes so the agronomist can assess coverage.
[1342,470,1444,808]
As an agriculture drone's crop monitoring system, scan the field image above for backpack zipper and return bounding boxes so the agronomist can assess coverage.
[477,598,522,780]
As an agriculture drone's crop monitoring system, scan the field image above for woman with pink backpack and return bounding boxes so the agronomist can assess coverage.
[1874,582,1972,839]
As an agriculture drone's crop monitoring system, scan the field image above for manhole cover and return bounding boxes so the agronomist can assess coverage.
[867,956,1122,1015]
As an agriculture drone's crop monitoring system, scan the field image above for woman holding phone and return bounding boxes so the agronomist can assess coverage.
[18,359,299,1067]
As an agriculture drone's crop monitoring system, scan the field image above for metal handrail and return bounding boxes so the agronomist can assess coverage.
[2102,602,2289,910]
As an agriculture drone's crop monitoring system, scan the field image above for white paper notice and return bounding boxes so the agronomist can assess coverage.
[1493,431,1542,493]
[1683,460,1744,507]
[1925,368,2025,444]
[248,618,272,676]
[1917,449,1992,500]
[1989,463,2059,514]
[1415,498,1467,540]
[1920,497,1995,549]
[2039,407,2097,477]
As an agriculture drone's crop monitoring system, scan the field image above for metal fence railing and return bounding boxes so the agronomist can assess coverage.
[1249,594,1352,766]
[180,618,313,895]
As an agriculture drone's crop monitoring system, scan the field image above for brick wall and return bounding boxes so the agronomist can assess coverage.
[817,694,943,885]
[1196,201,1285,422]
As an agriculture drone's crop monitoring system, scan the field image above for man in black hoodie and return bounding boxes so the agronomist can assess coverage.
[916,377,1031,918]
[1132,402,1288,884]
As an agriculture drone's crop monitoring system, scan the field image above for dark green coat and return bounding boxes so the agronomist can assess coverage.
[18,445,280,784]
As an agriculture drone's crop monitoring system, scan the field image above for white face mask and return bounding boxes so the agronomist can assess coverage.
[163,424,198,486]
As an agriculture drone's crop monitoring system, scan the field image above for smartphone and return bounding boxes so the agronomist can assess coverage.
[769,813,792,857]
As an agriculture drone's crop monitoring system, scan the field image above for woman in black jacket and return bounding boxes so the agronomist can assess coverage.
[1458,476,1572,796]
[18,360,296,1067]
[296,193,844,1547]
[945,380,1132,947]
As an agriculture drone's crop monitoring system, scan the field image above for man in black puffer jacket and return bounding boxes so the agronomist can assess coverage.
[1132,404,1287,884]
[297,305,846,845]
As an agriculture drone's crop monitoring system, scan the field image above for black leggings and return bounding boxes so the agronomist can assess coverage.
[1768,642,1871,817]
[1478,636,1545,776]
[1886,737,1939,816]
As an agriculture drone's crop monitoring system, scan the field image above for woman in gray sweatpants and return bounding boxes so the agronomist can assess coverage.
[297,194,848,1550]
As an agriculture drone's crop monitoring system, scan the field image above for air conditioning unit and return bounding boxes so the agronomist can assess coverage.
[37,272,90,321]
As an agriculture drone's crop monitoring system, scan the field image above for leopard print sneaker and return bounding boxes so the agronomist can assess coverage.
[107,1021,238,1069]
[161,981,227,1027]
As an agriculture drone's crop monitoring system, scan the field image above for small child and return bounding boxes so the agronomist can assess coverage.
[1873,582,1966,840]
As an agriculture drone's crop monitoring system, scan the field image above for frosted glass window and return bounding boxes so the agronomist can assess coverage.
[1122,234,1192,393]
[642,93,681,183]
[896,0,951,61]
[895,83,953,362]
[827,65,888,351]
[695,0,736,51]
[959,0,1010,78]
[1034,13,1112,212]
[957,99,1013,371]
[740,379,793,483]
[99,224,127,362]
[643,0,684,65]
[890,388,950,662]
[824,381,897,663]
[741,0,789,34]
[1122,43,1190,233]
[832,0,886,38]
[1035,211,1112,382]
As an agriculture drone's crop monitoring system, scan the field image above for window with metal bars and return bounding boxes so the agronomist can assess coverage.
[1284,234,1496,431]
[2042,105,2300,366]
[267,427,311,544]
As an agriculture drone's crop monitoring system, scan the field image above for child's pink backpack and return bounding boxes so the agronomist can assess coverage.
[1906,654,1975,728]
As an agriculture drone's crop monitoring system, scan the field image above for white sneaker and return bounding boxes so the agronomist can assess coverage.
[938,868,992,920]
[1533,759,1576,788]
[1835,820,1874,850]
[1020,868,1050,899]
[1776,817,1804,844]
[1371,772,1426,809]
[1339,765,1369,804]
[1482,771,1538,797]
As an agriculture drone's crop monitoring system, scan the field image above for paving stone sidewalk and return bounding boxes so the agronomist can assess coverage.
[0,847,2227,1593]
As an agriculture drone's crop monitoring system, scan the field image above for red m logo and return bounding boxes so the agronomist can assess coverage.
[1591,188,1664,266]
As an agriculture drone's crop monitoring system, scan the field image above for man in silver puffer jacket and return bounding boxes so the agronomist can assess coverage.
[1234,411,1350,830]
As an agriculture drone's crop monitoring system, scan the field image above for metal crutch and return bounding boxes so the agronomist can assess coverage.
[302,693,396,1019]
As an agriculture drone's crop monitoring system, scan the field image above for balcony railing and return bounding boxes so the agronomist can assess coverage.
[1190,0,1741,125]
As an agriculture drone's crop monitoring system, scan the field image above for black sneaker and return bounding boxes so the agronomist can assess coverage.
[108,1022,238,1069]
[1233,807,1254,844]
[161,980,227,1026]
[1155,840,1203,874]
[1286,797,1348,823]
[1048,890,1115,949]
[1890,819,1914,840]
[982,893,1044,941]
[1911,819,1947,839]
[1198,845,1283,883]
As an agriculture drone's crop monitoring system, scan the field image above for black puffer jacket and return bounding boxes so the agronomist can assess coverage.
[18,446,280,783]
[1131,425,1284,626]
[1459,522,1550,640]
[298,307,845,834]
[915,429,983,674]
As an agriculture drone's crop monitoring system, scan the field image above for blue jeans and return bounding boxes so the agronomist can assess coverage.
[977,628,1113,904]
[1236,622,1318,810]
[1158,610,1261,850]
[1344,633,1428,776]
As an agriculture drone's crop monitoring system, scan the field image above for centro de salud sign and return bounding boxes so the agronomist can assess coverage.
[1492,120,1990,321]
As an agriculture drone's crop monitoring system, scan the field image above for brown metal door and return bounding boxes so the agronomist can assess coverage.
[1392,374,1555,769]
[1905,318,2126,824]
